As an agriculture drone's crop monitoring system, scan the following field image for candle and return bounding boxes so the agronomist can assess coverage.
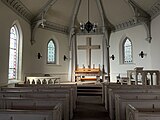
[93,64,95,69]
[83,64,85,68]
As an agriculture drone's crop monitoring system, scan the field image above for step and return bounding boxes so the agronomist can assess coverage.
[77,89,102,92]
[77,84,102,96]
[77,86,102,89]
[77,92,102,96]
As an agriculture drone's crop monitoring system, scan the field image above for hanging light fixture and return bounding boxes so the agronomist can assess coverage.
[80,0,97,33]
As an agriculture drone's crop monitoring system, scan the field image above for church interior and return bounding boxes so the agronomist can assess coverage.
[1,0,160,120]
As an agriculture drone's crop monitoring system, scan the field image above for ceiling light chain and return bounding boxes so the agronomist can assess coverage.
[79,0,98,33]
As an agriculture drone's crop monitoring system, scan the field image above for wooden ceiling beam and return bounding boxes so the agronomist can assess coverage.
[128,0,152,43]
[32,0,58,22]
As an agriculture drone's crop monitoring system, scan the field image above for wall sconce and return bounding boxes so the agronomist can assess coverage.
[37,52,42,59]
[64,55,68,61]
[139,51,147,58]
[110,55,115,60]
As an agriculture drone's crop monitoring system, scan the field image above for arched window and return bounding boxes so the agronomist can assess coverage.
[123,37,133,63]
[47,39,56,64]
[8,25,19,80]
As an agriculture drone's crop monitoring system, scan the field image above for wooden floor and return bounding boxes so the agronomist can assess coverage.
[73,96,110,120]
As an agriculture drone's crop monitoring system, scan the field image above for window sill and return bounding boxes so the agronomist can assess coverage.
[46,63,61,66]
[8,79,21,84]
[119,63,136,65]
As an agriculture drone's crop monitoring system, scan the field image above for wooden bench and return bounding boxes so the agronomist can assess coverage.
[126,104,160,120]
[0,90,73,118]
[115,93,160,120]
[0,96,69,120]
[108,87,160,120]
[104,83,160,111]
[14,83,77,110]
[115,95,160,120]
[0,103,62,120]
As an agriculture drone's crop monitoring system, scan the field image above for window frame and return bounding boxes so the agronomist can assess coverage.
[47,39,56,64]
[122,37,133,64]
[8,24,19,80]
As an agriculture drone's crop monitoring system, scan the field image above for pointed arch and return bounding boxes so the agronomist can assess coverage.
[122,37,133,64]
[8,20,23,81]
[47,39,56,64]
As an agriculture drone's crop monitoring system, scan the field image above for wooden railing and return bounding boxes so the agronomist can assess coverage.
[24,76,60,84]
[127,70,160,85]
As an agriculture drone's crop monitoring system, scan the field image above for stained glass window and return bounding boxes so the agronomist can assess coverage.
[47,40,56,64]
[123,38,133,63]
[8,25,19,80]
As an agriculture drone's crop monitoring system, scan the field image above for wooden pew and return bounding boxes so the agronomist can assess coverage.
[0,103,62,120]
[108,88,160,120]
[115,95,160,120]
[104,83,160,111]
[0,90,71,120]
[0,97,69,120]
[1,86,75,119]
[12,83,77,102]
[15,83,77,110]
[0,109,60,120]
[126,104,160,120]
[0,90,73,119]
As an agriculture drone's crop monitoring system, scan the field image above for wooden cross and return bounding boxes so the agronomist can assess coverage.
[78,37,100,67]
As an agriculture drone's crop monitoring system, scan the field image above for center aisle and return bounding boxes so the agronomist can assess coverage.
[73,96,110,120]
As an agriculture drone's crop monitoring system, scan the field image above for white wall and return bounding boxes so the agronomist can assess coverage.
[28,28,69,81]
[0,1,31,85]
[110,25,151,82]
[151,15,160,70]
[0,1,70,84]
[77,35,103,69]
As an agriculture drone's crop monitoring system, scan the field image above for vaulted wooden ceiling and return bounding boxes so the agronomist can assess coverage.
[3,0,160,32]
[18,0,159,25]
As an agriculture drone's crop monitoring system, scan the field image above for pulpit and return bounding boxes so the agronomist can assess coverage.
[75,68,101,82]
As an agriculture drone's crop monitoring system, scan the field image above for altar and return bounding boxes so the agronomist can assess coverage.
[75,68,101,82]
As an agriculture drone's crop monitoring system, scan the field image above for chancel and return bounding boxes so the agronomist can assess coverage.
[1,0,160,120]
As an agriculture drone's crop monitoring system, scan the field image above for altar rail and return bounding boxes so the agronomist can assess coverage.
[25,77,60,84]
[23,73,69,84]
[127,70,160,85]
